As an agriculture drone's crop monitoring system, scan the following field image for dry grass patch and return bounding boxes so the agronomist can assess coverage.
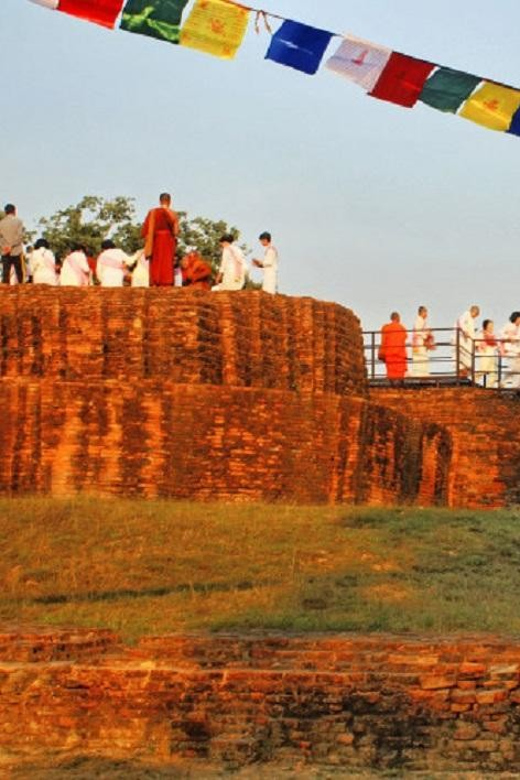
[1,498,520,640]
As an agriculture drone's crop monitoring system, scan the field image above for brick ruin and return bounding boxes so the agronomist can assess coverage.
[2,288,520,773]
[1,629,520,773]
[0,286,456,506]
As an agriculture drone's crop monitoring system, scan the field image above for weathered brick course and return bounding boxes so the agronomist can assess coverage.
[1,631,520,773]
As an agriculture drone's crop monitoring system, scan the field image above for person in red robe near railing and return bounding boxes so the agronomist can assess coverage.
[141,192,179,286]
[378,312,408,380]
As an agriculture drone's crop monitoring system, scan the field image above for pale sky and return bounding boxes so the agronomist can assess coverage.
[3,0,520,329]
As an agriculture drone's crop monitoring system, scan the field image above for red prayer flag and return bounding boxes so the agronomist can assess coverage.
[370,52,435,108]
[58,0,124,28]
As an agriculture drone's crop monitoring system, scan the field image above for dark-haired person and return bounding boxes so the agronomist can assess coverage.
[252,231,278,294]
[500,311,520,388]
[96,239,132,287]
[411,305,434,376]
[141,192,179,287]
[0,203,25,284]
[476,319,498,388]
[213,234,246,291]
[378,312,408,381]
[60,244,90,286]
[31,238,58,286]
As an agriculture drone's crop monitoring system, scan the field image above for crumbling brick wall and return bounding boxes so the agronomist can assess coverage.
[1,629,519,773]
[0,288,450,505]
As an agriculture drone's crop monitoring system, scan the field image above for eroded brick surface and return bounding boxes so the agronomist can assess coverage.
[1,631,520,773]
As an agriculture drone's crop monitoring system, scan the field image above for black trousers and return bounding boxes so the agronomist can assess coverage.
[2,254,23,284]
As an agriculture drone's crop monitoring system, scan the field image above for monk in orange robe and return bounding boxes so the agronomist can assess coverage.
[180,251,213,290]
[379,312,408,380]
[141,192,179,286]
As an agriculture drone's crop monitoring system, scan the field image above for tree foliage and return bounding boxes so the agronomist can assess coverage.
[37,196,141,261]
[36,196,250,280]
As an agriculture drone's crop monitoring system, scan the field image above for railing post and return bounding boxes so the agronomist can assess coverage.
[471,337,477,386]
[371,332,376,380]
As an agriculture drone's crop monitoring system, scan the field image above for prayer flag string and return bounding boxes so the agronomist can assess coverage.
[26,0,520,139]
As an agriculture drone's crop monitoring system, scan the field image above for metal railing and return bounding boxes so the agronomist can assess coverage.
[363,327,520,389]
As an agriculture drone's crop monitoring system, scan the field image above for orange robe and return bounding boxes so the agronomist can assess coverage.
[182,253,212,290]
[379,322,408,379]
[141,207,178,286]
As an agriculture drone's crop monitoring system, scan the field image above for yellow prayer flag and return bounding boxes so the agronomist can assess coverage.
[459,81,520,132]
[180,0,249,60]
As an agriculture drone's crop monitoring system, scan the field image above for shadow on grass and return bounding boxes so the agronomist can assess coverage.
[7,579,280,607]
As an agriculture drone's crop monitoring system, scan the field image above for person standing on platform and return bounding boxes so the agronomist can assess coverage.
[455,305,480,377]
[60,245,91,286]
[0,204,25,284]
[213,235,246,291]
[252,231,278,294]
[500,311,520,388]
[411,305,434,376]
[96,240,132,287]
[31,238,58,285]
[379,312,408,381]
[141,192,179,287]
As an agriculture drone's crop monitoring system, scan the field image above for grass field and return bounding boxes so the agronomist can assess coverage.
[1,497,520,642]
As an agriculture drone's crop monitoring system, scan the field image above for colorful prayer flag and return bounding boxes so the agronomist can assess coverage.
[265,20,334,76]
[508,107,520,137]
[120,0,188,43]
[326,35,392,93]
[458,81,520,132]
[419,67,481,113]
[29,0,59,9]
[370,52,435,108]
[58,0,124,28]
[179,0,249,60]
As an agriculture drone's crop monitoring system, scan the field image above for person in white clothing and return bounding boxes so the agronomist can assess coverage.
[96,240,132,287]
[411,305,434,376]
[60,245,90,287]
[476,319,499,388]
[31,238,58,285]
[213,234,246,291]
[500,311,520,388]
[252,231,278,294]
[130,249,149,288]
[455,305,479,376]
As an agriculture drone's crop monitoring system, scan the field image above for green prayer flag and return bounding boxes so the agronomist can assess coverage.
[120,0,188,44]
[419,67,481,113]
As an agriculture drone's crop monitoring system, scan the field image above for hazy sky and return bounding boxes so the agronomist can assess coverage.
[3,0,520,329]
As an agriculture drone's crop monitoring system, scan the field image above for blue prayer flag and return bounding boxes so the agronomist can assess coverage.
[265,20,334,76]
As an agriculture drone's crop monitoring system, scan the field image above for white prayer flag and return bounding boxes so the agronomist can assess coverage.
[326,34,392,93]
[29,0,59,8]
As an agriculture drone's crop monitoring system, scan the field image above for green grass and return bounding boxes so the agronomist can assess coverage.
[1,497,520,641]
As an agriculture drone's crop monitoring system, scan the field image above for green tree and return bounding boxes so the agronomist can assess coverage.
[37,195,141,260]
[36,195,258,286]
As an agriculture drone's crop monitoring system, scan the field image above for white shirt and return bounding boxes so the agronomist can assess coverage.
[261,244,278,294]
[96,248,131,287]
[219,244,246,291]
[60,251,90,286]
[32,247,58,285]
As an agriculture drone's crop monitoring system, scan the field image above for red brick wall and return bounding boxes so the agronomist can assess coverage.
[373,388,520,507]
[0,288,367,395]
[1,629,520,773]
[0,379,448,505]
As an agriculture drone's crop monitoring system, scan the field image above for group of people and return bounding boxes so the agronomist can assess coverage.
[379,305,520,387]
[0,194,279,294]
